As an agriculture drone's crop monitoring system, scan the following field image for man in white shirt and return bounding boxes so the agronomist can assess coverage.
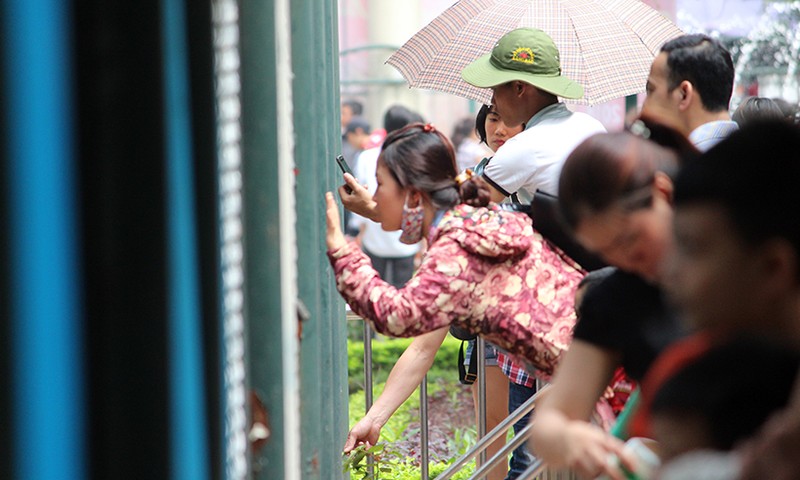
[461,28,606,202]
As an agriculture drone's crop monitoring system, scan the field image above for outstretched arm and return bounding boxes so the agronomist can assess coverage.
[343,328,449,453]
[530,340,631,480]
[326,192,473,338]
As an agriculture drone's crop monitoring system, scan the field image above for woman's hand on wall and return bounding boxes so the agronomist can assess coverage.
[325,192,347,251]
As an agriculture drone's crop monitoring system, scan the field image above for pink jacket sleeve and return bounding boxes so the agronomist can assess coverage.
[327,238,476,337]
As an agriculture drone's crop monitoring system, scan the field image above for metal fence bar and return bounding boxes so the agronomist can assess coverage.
[419,338,489,480]
[350,319,571,480]
[363,321,375,478]
[436,388,542,480]
[471,421,534,479]
[465,397,576,480]
[476,338,487,477]
[517,459,548,480]
[420,375,429,479]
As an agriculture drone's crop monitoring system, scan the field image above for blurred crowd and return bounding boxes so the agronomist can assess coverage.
[334,28,800,480]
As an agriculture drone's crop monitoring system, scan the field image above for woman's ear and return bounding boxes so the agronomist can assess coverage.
[405,189,422,208]
[653,171,674,203]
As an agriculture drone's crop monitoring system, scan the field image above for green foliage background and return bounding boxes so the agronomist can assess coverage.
[345,333,478,479]
[346,334,463,393]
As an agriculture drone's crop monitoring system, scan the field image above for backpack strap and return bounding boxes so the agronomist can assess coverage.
[458,340,478,385]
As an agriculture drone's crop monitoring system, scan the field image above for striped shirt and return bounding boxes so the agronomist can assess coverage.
[689,120,739,152]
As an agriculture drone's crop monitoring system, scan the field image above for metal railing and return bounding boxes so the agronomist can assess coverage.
[350,313,576,479]
[435,372,573,480]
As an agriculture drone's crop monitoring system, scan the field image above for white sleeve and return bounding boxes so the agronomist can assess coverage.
[481,136,537,197]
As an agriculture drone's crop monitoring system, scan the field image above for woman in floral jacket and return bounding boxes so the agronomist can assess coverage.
[325,123,584,375]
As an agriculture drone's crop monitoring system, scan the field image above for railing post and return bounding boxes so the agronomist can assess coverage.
[476,338,487,478]
[420,375,430,479]
[364,322,375,478]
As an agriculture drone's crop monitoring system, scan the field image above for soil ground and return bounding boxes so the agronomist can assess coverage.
[393,382,477,463]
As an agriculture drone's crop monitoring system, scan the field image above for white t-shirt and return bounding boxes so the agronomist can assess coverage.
[351,146,421,258]
[482,103,606,201]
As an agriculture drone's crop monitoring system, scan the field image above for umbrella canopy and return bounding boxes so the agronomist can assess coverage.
[386,0,684,105]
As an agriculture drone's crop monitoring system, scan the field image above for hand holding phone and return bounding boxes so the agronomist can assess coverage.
[335,155,353,175]
[336,155,354,193]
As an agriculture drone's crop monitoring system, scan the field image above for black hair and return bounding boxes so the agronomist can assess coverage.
[772,97,800,124]
[661,34,734,112]
[342,99,363,116]
[380,123,492,209]
[732,97,785,127]
[475,104,491,144]
[558,130,681,230]
[673,120,800,280]
[344,116,370,134]
[631,115,701,164]
[383,105,425,134]
[651,337,800,451]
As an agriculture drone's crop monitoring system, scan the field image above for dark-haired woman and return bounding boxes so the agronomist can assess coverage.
[340,114,538,478]
[327,122,583,377]
[530,130,691,479]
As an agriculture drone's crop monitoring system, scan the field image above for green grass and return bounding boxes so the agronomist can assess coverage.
[347,334,463,394]
[346,335,478,479]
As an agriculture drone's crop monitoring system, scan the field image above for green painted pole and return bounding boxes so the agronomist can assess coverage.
[323,0,351,470]
[292,0,325,470]
[239,0,288,477]
[240,0,346,478]
[292,0,347,478]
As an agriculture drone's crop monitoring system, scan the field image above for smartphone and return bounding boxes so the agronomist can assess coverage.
[335,154,353,176]
[335,155,354,193]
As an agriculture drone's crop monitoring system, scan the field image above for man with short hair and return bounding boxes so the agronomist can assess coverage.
[640,34,738,152]
[342,117,371,164]
[341,99,366,173]
[340,98,363,133]
[460,28,606,203]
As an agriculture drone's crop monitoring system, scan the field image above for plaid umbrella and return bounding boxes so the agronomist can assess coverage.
[386,0,683,105]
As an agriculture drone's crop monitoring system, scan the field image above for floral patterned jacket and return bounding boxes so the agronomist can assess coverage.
[328,204,586,376]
